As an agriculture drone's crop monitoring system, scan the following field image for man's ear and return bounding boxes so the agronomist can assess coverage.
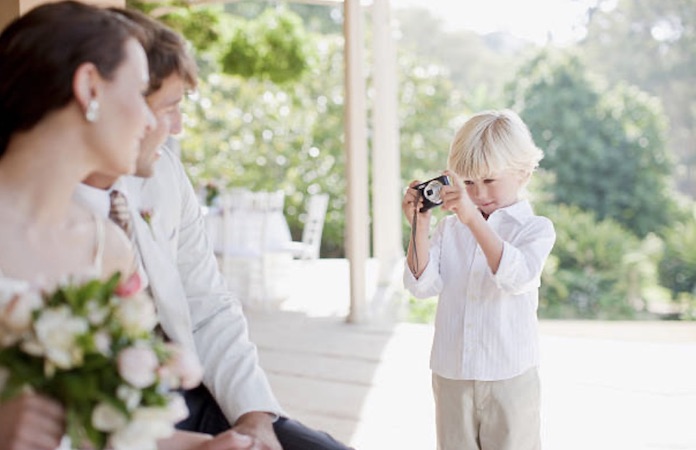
[72,62,101,114]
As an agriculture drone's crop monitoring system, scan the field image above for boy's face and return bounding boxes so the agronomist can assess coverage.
[463,170,527,216]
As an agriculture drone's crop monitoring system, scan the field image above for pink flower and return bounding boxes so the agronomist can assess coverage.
[114,272,142,298]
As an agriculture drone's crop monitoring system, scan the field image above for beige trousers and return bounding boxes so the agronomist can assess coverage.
[432,368,541,450]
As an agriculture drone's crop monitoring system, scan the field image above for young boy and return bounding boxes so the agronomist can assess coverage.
[402,109,556,450]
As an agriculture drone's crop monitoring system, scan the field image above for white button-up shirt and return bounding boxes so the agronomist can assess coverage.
[404,200,556,381]
[74,181,150,290]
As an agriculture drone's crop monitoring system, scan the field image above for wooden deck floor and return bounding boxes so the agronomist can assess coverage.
[241,259,696,450]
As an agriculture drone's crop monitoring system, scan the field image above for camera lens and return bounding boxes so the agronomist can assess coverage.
[423,180,443,203]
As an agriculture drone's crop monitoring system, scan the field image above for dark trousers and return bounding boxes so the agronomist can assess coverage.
[176,385,354,450]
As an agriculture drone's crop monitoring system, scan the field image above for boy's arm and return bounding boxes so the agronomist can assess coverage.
[402,180,432,277]
[465,213,504,274]
[440,170,504,273]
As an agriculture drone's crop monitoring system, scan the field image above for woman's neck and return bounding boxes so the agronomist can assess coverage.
[0,125,93,225]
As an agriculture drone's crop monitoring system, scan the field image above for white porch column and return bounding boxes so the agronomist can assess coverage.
[344,0,369,323]
[370,0,403,288]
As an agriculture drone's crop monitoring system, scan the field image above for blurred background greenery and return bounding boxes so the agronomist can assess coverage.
[128,0,696,321]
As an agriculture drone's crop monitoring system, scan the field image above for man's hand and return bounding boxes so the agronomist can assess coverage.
[194,430,254,450]
[231,411,282,450]
[158,429,256,450]
[0,393,65,450]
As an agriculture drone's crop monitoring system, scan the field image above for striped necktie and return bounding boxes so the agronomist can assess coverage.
[108,189,168,340]
[108,189,135,240]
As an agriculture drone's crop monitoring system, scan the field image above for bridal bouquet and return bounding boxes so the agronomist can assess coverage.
[0,273,203,450]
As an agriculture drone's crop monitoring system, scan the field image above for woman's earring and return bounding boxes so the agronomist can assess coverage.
[85,99,100,123]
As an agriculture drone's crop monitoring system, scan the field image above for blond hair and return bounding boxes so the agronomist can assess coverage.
[448,109,543,180]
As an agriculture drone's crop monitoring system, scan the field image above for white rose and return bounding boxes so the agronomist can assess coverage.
[86,300,109,325]
[109,406,175,450]
[0,290,42,333]
[34,306,89,369]
[117,345,159,388]
[116,385,142,411]
[93,330,112,356]
[92,402,128,432]
[115,293,158,336]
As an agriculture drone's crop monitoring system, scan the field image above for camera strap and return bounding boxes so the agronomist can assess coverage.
[410,208,420,275]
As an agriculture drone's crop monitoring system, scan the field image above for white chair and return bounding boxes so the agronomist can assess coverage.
[215,189,294,309]
[281,193,329,260]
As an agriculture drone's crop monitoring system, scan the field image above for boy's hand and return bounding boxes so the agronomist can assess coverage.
[441,171,479,225]
[402,180,431,227]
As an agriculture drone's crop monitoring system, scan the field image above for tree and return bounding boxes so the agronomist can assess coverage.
[179,14,466,257]
[581,0,696,198]
[658,206,696,316]
[506,49,676,237]
[393,7,531,109]
[538,203,662,319]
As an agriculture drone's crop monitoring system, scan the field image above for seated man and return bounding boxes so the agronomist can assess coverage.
[75,8,352,450]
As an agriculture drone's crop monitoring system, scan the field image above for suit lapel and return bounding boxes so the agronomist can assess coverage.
[129,188,197,355]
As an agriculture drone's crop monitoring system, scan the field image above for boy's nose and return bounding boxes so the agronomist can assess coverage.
[473,184,490,202]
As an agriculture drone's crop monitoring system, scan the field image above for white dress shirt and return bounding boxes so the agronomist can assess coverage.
[404,200,556,381]
[74,148,283,424]
[73,181,150,290]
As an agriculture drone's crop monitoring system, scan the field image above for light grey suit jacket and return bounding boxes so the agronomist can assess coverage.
[77,147,282,424]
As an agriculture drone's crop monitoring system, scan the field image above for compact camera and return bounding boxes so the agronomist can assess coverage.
[414,175,450,212]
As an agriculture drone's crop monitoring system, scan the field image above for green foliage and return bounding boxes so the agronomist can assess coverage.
[406,296,437,324]
[124,2,696,322]
[394,7,531,107]
[180,13,467,257]
[127,0,223,54]
[221,7,311,84]
[658,207,696,306]
[507,49,676,237]
[537,203,664,319]
[224,0,343,35]
[581,0,696,197]
[395,50,472,249]
[181,34,346,256]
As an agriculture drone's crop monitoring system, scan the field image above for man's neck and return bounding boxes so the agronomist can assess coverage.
[83,173,119,190]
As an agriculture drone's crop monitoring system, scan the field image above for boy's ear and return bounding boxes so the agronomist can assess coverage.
[519,170,533,185]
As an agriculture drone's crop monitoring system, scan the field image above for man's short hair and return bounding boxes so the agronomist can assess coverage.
[110,8,198,94]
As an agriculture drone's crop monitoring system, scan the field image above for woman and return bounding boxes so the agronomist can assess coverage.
[0,3,251,449]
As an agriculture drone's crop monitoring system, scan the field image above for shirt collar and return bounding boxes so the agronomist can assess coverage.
[488,199,534,224]
[73,179,129,219]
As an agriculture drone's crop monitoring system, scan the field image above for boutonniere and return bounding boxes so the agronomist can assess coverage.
[139,208,153,226]
[139,209,156,237]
